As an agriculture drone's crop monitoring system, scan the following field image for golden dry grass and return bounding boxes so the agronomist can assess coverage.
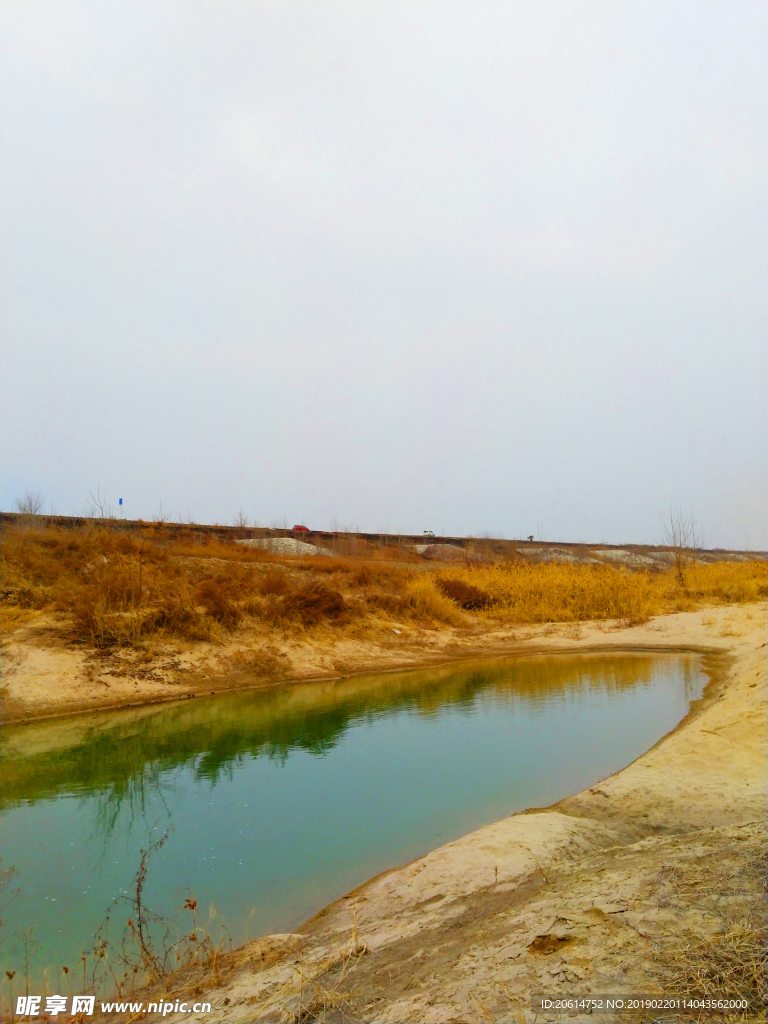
[437,560,767,625]
[0,524,412,647]
[404,576,465,626]
[2,524,765,651]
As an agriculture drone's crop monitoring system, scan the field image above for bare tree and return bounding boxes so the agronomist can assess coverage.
[232,510,250,527]
[15,491,45,515]
[153,501,171,524]
[85,485,113,519]
[660,506,704,587]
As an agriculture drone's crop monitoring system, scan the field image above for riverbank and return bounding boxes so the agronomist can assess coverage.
[99,602,766,1023]
[3,521,764,725]
[0,601,760,726]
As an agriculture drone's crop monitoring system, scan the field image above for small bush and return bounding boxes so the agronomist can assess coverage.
[14,584,47,610]
[405,577,464,626]
[260,570,290,596]
[436,577,491,609]
[70,596,147,649]
[193,579,242,627]
[227,647,282,677]
[240,595,263,617]
[282,580,347,625]
[151,599,220,642]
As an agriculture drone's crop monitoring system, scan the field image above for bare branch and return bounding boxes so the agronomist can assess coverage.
[85,486,113,519]
[15,491,45,515]
[660,506,703,587]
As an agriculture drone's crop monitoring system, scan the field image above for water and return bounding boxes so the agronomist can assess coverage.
[0,652,705,981]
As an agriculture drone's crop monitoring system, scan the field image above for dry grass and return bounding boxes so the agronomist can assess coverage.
[404,576,465,626]
[667,924,767,1021]
[2,524,765,653]
[658,831,767,1022]
[435,576,491,609]
[262,580,349,627]
[437,560,767,625]
[0,524,410,648]
[277,944,369,1024]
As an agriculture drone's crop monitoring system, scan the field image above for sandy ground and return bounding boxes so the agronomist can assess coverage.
[81,602,766,1023]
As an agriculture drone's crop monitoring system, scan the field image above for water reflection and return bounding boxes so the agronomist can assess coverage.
[2,653,695,808]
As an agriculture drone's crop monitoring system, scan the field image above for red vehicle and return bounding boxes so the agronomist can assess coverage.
[292,525,309,532]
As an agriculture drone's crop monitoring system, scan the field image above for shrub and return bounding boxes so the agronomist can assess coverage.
[405,576,464,626]
[435,577,491,609]
[14,584,47,610]
[352,566,372,586]
[150,598,220,642]
[193,579,242,627]
[70,595,147,649]
[281,580,347,625]
[260,570,290,596]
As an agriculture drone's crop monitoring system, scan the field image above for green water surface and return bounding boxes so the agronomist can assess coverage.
[0,652,705,982]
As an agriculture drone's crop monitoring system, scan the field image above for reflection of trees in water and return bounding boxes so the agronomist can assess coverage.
[3,654,701,812]
[91,763,172,845]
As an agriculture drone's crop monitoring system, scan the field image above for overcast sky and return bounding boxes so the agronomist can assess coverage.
[2,1,766,546]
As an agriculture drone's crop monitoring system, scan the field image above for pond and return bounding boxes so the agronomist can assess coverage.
[0,652,705,983]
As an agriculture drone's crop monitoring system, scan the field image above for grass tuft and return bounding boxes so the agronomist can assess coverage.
[405,577,465,626]
[436,576,491,609]
[282,581,347,626]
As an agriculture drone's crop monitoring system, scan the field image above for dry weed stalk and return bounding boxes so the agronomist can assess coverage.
[657,833,767,1022]
[666,924,767,1020]
[79,829,232,1005]
[240,907,369,1024]
[278,943,369,1024]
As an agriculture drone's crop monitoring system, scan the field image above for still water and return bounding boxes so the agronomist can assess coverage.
[1,653,705,979]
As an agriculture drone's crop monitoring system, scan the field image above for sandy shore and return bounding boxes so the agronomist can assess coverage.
[88,602,766,1023]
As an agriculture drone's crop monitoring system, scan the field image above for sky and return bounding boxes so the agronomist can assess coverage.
[2,1,766,547]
